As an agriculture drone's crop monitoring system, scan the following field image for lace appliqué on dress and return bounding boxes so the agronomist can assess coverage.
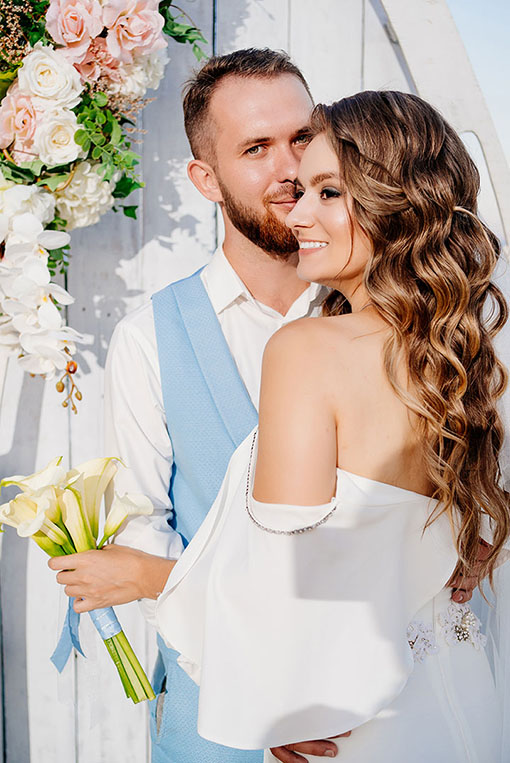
[437,602,487,650]
[407,620,439,663]
[408,603,487,663]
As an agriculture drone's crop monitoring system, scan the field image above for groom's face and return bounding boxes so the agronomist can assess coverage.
[208,74,313,257]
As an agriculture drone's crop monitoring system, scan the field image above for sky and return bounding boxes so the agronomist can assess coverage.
[446,0,510,167]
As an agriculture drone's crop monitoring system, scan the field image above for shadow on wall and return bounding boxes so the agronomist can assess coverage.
[0,375,46,763]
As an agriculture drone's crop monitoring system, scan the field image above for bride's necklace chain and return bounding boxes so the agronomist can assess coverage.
[245,431,339,535]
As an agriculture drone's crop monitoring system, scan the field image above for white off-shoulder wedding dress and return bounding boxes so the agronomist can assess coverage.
[154,429,506,762]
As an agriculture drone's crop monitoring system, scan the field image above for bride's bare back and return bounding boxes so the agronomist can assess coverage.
[253,311,434,505]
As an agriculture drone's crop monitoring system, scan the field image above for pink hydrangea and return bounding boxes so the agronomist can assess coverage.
[46,0,104,64]
[0,84,38,151]
[103,0,167,63]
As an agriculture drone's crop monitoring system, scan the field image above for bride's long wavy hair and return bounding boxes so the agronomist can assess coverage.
[312,91,509,583]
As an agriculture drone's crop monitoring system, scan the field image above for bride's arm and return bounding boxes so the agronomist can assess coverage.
[254,318,338,506]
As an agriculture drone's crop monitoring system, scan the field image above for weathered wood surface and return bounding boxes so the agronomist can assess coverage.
[0,1,507,761]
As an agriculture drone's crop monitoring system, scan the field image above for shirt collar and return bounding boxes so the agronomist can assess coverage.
[202,246,325,318]
[202,247,252,314]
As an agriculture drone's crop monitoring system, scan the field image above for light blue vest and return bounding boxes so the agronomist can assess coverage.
[150,268,262,762]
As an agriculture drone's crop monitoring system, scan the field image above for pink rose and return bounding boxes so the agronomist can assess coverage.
[74,37,122,83]
[46,0,104,63]
[0,84,38,150]
[103,0,166,63]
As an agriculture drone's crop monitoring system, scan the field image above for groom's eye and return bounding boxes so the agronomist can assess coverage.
[294,134,311,146]
[245,145,264,155]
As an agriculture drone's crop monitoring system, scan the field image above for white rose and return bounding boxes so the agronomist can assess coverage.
[17,41,83,110]
[33,108,82,167]
[108,50,169,98]
[55,161,115,230]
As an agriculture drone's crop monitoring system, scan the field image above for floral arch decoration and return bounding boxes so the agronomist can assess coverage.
[0,0,205,411]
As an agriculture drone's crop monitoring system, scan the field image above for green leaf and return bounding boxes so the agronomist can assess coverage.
[19,159,44,176]
[110,120,122,146]
[47,244,70,276]
[192,43,207,62]
[113,174,144,198]
[121,205,138,220]
[121,150,139,168]
[47,214,68,232]
[96,111,106,125]
[93,92,108,108]
[0,67,20,100]
[36,174,69,191]
[90,133,106,146]
[74,128,89,146]
[91,146,103,160]
[0,161,36,183]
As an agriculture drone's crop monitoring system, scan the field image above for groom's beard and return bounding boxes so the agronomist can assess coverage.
[218,181,298,259]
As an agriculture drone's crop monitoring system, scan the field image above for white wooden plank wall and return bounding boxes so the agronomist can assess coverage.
[0,1,506,761]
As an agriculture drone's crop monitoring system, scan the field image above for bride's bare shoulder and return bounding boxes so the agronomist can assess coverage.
[263,314,375,371]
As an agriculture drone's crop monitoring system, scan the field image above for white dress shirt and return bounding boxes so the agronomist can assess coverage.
[104,247,325,561]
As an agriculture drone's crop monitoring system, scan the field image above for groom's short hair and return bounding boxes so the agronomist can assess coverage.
[182,48,312,163]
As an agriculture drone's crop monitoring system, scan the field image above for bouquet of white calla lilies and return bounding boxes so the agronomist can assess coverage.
[0,456,156,703]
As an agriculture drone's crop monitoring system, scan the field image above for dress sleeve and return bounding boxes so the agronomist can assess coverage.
[155,430,458,751]
[104,310,183,562]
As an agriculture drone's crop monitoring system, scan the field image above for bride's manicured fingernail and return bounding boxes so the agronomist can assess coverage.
[325,751,336,758]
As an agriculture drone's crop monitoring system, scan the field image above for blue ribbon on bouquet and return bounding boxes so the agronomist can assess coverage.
[51,597,122,673]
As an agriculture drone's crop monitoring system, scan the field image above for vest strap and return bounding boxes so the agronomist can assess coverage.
[167,271,257,448]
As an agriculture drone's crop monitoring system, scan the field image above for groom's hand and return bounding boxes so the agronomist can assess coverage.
[48,544,175,613]
[270,732,351,761]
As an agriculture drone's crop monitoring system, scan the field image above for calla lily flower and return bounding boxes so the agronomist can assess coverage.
[65,457,119,540]
[0,493,39,528]
[60,484,96,552]
[0,487,75,553]
[99,492,153,548]
[0,457,65,493]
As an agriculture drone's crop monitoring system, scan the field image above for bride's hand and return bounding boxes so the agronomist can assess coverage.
[269,731,351,761]
[448,538,493,603]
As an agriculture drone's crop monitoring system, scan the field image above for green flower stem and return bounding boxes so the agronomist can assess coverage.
[103,631,155,703]
[32,532,67,557]
[104,636,134,700]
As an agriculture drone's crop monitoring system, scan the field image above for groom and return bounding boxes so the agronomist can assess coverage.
[51,48,343,762]
[50,47,477,762]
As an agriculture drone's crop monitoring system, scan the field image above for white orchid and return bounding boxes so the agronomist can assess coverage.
[0,210,80,376]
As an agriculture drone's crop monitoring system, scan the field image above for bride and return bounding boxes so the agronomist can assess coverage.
[153,91,510,762]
